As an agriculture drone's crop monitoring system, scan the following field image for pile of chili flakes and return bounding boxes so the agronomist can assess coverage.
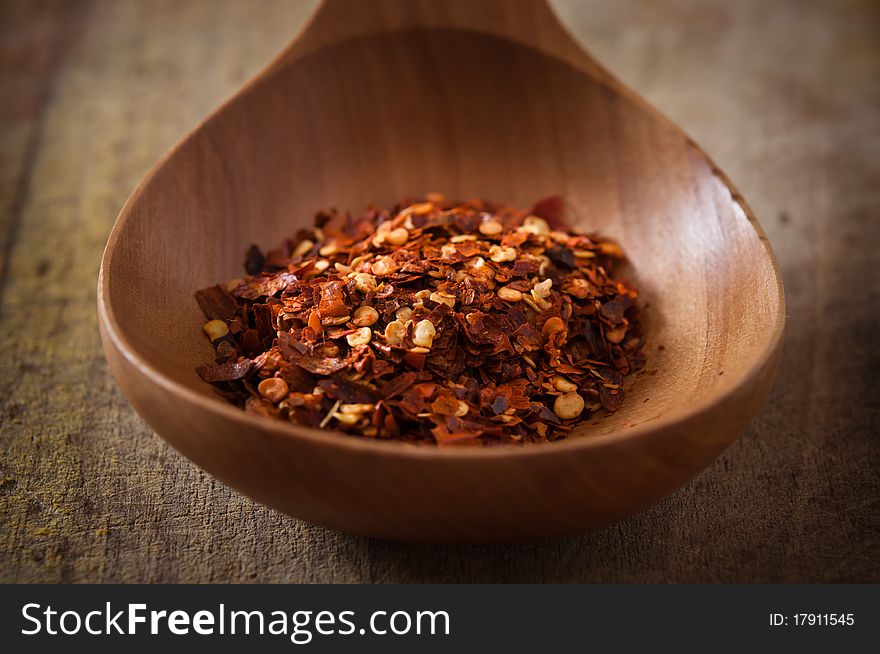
[195,194,645,446]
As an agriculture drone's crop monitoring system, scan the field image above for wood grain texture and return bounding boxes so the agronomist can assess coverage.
[1,0,878,580]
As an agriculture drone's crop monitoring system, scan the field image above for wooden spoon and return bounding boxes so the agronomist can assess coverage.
[98,0,785,542]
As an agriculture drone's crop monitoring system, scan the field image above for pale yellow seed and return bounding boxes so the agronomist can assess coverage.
[334,412,360,426]
[346,327,372,347]
[440,243,458,258]
[226,278,243,292]
[497,286,522,302]
[414,289,432,301]
[529,296,552,312]
[430,291,456,308]
[574,250,596,259]
[353,272,377,293]
[350,254,371,270]
[371,222,391,247]
[489,245,517,263]
[552,375,578,393]
[522,295,544,314]
[532,278,553,299]
[318,243,338,256]
[412,319,437,348]
[352,306,379,327]
[479,220,504,236]
[258,377,289,404]
[450,234,477,243]
[303,259,330,279]
[454,401,469,417]
[522,215,550,236]
[292,239,314,258]
[553,392,585,420]
[334,262,353,274]
[538,255,552,277]
[549,231,570,244]
[395,306,414,323]
[385,227,410,246]
[384,320,406,346]
[372,256,398,277]
[203,319,229,341]
[321,314,351,326]
[410,202,434,215]
[338,403,374,414]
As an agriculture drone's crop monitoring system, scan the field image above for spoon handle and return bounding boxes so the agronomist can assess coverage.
[274,0,613,82]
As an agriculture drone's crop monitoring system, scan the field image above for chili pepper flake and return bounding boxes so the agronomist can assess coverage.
[194,195,645,445]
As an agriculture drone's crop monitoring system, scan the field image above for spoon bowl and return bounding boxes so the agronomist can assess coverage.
[98,0,784,542]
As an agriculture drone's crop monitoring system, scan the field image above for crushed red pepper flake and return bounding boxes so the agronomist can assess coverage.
[194,195,645,445]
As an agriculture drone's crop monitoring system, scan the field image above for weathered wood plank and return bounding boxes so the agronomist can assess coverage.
[0,1,85,296]
[1,0,878,582]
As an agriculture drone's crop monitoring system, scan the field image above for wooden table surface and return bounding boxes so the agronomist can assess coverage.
[1,0,877,583]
